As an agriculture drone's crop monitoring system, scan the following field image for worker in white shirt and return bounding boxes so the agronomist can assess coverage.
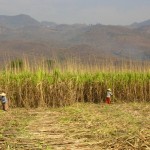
[105,89,113,104]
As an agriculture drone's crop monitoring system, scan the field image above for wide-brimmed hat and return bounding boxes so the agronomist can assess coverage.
[0,92,6,96]
[107,88,111,91]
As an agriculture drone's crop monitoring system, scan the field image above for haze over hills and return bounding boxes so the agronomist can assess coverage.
[130,19,150,28]
[0,14,40,28]
[0,14,150,63]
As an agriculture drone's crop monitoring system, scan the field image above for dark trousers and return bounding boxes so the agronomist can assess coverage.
[2,102,8,111]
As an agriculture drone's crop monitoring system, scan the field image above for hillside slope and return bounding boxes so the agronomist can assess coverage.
[0,15,150,62]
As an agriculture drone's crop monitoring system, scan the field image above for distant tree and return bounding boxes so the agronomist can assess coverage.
[45,59,55,69]
[10,59,24,70]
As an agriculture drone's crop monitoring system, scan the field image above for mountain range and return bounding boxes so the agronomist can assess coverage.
[0,14,150,63]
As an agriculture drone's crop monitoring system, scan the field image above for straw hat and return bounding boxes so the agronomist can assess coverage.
[107,88,111,91]
[0,92,6,96]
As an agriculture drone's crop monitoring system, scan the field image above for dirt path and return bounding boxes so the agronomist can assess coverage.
[0,110,101,150]
[24,111,102,150]
[0,103,150,150]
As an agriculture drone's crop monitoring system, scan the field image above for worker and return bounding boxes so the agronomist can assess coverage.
[105,88,113,104]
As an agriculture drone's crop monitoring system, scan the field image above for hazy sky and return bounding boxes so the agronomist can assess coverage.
[0,0,150,25]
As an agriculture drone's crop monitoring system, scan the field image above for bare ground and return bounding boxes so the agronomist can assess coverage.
[0,103,150,150]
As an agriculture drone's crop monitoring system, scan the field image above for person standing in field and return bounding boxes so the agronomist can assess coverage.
[105,88,113,104]
[0,92,8,111]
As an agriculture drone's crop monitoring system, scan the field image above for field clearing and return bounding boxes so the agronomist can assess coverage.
[0,103,149,150]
